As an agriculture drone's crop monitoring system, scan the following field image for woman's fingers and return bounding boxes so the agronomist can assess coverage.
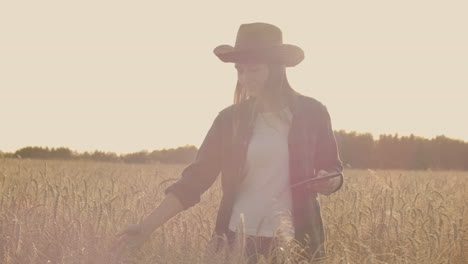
[316,170,328,178]
[309,177,340,195]
[116,224,141,237]
[116,230,127,237]
[116,226,130,237]
[106,225,146,263]
[113,226,147,251]
[308,170,341,193]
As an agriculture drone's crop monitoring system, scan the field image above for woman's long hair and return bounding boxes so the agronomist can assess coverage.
[232,64,299,131]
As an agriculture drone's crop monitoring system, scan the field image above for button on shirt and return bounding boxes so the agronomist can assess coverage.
[228,106,295,238]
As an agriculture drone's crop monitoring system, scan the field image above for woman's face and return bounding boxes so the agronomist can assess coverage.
[235,63,269,98]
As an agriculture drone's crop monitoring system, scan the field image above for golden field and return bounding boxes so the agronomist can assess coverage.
[0,158,466,264]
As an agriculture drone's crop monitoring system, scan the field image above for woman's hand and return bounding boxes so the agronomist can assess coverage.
[306,170,341,195]
[109,193,184,255]
[112,223,149,253]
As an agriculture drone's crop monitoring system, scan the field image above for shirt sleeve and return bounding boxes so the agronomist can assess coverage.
[164,112,224,209]
[315,105,344,193]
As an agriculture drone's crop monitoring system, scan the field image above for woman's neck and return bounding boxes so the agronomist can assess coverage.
[256,93,292,113]
[257,100,289,113]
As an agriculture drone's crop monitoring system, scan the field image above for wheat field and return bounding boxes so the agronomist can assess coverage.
[0,158,466,264]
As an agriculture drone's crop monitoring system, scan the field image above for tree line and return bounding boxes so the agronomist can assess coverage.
[334,131,468,170]
[0,145,198,164]
[1,131,467,170]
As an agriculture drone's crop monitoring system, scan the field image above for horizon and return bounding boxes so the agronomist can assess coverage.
[1,130,466,155]
[1,0,467,154]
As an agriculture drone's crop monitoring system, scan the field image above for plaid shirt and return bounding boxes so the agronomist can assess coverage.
[165,92,344,257]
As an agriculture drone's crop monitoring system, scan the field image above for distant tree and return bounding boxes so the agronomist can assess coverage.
[335,130,374,169]
[464,145,468,170]
[413,138,429,170]
[90,150,119,162]
[149,145,197,164]
[170,145,197,163]
[15,146,50,159]
[122,151,149,163]
[50,147,73,160]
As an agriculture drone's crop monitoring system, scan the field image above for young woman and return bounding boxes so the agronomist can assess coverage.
[115,22,344,263]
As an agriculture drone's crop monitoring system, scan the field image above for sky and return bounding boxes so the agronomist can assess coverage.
[1,0,467,154]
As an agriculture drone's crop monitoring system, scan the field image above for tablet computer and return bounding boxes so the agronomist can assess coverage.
[290,172,342,189]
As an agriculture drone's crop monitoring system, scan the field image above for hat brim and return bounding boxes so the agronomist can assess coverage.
[213,44,304,67]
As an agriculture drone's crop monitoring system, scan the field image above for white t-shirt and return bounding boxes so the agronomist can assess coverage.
[228,106,295,238]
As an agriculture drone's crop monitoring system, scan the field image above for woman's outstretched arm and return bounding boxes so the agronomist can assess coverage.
[114,111,225,250]
[139,192,184,235]
[114,192,184,249]
[163,111,225,209]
